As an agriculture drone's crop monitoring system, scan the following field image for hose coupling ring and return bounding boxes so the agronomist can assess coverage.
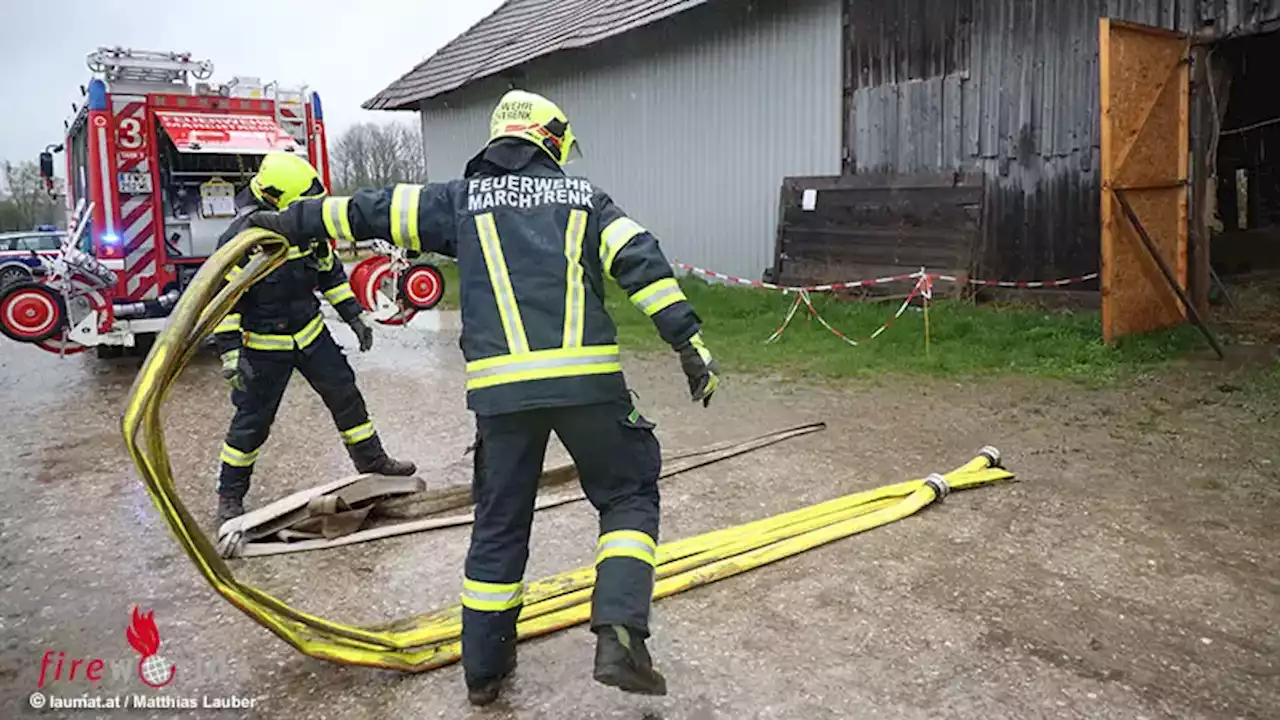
[978,445,1002,468]
[924,473,950,501]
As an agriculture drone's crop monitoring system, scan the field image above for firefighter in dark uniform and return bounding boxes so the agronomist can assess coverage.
[248,91,720,705]
[212,152,417,522]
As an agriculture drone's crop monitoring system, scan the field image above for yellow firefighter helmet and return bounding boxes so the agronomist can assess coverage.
[250,152,327,209]
[488,90,582,166]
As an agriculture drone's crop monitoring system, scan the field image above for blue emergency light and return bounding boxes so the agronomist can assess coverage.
[101,233,120,245]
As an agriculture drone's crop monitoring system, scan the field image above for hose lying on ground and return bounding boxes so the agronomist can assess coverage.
[122,229,1016,674]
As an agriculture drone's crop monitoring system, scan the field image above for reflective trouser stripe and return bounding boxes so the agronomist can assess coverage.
[465,346,622,390]
[390,183,423,252]
[214,313,242,334]
[323,282,355,305]
[322,197,354,242]
[340,421,375,446]
[461,578,525,612]
[596,530,657,566]
[219,443,261,468]
[242,314,325,351]
[475,212,529,354]
[629,277,687,317]
[562,209,588,348]
[600,217,646,277]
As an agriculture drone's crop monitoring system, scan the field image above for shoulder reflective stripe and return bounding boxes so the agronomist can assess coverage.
[465,345,622,390]
[562,209,588,348]
[596,529,657,566]
[475,213,529,355]
[390,184,423,252]
[323,282,355,305]
[340,421,375,445]
[461,578,525,612]
[600,217,646,277]
[322,197,354,241]
[629,277,687,317]
[219,442,261,468]
[286,246,312,260]
[214,313,242,334]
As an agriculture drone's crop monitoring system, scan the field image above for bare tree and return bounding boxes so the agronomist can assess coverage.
[0,161,65,232]
[329,120,425,193]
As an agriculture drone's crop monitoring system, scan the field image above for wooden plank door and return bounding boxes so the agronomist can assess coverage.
[1099,18,1191,342]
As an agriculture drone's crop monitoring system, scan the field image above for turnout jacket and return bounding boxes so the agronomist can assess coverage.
[214,189,363,355]
[282,141,702,415]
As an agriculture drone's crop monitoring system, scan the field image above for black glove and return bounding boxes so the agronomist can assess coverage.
[220,349,254,392]
[246,208,306,247]
[676,332,720,407]
[349,315,374,352]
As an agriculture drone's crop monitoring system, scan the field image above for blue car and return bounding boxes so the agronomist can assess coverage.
[0,230,65,288]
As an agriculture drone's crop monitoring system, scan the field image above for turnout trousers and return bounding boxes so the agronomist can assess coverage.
[216,328,384,499]
[461,394,661,683]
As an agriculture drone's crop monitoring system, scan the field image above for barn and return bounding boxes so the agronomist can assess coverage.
[367,0,1280,326]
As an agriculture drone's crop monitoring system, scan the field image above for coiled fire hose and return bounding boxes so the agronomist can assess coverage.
[122,229,1016,673]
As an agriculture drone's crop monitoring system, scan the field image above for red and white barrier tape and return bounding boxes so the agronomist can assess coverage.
[767,275,930,347]
[673,262,1098,293]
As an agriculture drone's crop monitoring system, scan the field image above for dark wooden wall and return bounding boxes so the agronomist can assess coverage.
[772,172,983,288]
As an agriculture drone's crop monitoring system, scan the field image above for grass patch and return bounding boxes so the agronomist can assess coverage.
[606,278,1203,384]
[426,263,1205,384]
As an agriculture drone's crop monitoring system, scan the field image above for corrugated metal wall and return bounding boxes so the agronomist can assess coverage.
[846,0,1280,281]
[419,0,843,279]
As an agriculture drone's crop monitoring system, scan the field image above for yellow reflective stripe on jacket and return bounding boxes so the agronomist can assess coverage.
[322,197,354,242]
[214,313,242,335]
[596,529,657,566]
[460,578,525,612]
[323,282,355,305]
[225,265,245,283]
[629,277,687,317]
[390,183,423,252]
[562,209,588,348]
[242,313,326,351]
[465,345,621,390]
[600,217,646,277]
[340,421,375,446]
[475,212,529,354]
[219,442,261,468]
[286,245,312,260]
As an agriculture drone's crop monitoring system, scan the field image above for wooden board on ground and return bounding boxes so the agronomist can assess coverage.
[772,172,982,295]
[1099,18,1190,341]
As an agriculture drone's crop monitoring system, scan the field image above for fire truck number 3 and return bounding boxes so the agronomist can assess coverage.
[117,118,145,150]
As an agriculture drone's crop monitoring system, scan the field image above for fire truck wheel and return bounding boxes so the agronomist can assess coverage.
[397,263,445,311]
[0,282,66,343]
[0,263,33,290]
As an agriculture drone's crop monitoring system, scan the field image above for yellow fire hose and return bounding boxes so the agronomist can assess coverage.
[121,229,1016,674]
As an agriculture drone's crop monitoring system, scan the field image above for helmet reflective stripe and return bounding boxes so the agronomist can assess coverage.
[487,90,580,166]
[250,152,327,209]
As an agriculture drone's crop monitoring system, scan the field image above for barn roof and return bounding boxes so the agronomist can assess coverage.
[363,0,715,110]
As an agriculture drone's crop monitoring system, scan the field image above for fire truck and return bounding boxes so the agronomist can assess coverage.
[0,47,334,357]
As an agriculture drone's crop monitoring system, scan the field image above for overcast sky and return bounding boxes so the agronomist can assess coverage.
[0,0,505,174]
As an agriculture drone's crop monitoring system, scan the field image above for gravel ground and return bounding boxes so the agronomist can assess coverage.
[1,311,1277,719]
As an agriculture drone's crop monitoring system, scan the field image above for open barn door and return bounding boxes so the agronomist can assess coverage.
[1099,19,1193,343]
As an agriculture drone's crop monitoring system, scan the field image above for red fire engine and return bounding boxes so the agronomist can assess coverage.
[0,47,333,357]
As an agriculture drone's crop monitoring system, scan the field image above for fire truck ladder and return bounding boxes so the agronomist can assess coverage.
[267,82,310,147]
[86,47,214,85]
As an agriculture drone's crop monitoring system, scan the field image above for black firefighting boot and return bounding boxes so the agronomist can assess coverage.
[348,435,417,476]
[466,639,518,706]
[215,493,246,523]
[593,625,667,696]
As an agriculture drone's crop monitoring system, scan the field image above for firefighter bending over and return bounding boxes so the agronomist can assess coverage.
[249,91,720,705]
[212,152,417,522]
